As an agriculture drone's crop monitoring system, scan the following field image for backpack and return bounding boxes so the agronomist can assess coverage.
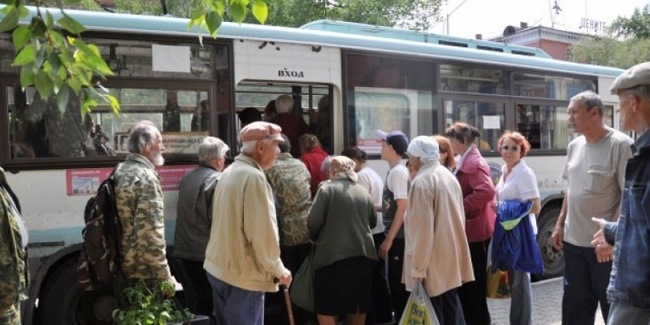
[77,166,125,291]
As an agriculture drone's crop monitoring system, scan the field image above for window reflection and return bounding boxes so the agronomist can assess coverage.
[515,104,570,150]
[444,100,505,152]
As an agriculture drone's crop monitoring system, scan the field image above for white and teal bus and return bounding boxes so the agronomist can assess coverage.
[0,6,623,324]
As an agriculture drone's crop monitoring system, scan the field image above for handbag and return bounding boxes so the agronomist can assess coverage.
[399,280,440,325]
[289,246,315,312]
[486,264,511,299]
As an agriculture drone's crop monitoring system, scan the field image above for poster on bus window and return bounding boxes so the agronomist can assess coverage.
[162,132,209,154]
[66,165,197,196]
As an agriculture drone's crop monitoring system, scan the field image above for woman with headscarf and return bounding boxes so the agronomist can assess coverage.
[445,122,496,325]
[403,136,474,325]
[308,156,378,325]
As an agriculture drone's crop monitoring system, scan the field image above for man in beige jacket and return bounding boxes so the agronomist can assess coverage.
[204,121,292,325]
[403,136,474,325]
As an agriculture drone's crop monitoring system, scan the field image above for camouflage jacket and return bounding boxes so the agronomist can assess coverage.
[114,154,171,280]
[0,168,28,313]
[265,153,312,246]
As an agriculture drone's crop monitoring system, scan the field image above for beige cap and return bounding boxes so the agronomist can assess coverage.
[610,62,650,94]
[240,121,284,142]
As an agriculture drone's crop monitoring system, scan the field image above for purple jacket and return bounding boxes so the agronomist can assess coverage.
[456,147,496,242]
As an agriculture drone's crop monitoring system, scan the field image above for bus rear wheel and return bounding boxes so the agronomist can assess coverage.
[534,206,564,281]
[36,256,115,325]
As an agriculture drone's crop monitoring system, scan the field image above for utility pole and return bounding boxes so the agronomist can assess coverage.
[447,0,470,35]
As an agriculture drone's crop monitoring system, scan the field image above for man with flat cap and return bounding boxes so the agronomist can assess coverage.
[592,62,650,324]
[204,121,292,325]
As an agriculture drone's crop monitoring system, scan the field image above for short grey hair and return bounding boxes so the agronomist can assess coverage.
[128,120,160,154]
[240,140,259,155]
[320,155,332,174]
[571,91,603,117]
[275,94,294,114]
[198,137,229,163]
[620,84,650,103]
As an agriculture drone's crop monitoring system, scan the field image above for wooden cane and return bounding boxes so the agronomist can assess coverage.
[280,284,296,325]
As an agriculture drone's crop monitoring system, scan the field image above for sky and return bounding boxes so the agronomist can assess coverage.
[430,0,650,39]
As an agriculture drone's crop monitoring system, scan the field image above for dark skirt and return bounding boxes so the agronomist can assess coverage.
[313,256,374,315]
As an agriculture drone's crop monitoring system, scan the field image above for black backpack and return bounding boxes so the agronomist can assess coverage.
[77,166,125,291]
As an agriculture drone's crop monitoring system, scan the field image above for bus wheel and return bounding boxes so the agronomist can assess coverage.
[37,256,115,325]
[534,206,564,281]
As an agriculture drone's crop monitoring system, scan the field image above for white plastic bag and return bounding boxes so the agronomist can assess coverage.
[398,280,441,325]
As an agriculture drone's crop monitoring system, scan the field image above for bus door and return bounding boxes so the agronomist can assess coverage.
[234,81,333,154]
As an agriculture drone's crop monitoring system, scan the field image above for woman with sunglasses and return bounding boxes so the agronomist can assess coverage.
[494,131,541,325]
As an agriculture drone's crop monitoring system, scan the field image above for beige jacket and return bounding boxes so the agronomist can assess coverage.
[402,161,475,297]
[203,154,286,292]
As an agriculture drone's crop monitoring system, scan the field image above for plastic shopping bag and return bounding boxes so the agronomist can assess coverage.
[486,264,511,299]
[399,280,440,325]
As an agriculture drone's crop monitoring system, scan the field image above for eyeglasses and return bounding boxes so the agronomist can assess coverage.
[500,145,520,152]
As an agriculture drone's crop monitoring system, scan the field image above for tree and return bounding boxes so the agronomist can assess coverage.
[569,5,650,69]
[0,0,269,116]
[610,5,650,39]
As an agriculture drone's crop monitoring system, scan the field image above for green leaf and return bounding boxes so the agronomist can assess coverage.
[68,76,82,92]
[228,1,247,23]
[12,26,31,51]
[252,1,268,24]
[17,5,30,18]
[81,97,98,114]
[0,7,19,33]
[58,15,86,34]
[45,11,54,29]
[20,64,35,86]
[85,54,114,76]
[205,10,222,37]
[107,94,120,116]
[12,45,35,66]
[0,4,15,14]
[191,7,204,21]
[29,16,46,38]
[56,85,70,113]
[34,71,54,100]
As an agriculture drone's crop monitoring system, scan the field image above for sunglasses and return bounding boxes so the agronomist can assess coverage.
[500,145,520,152]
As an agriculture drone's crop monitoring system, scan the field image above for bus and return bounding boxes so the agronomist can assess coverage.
[0,6,624,325]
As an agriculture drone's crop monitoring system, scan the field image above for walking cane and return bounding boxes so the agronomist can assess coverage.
[280,284,296,325]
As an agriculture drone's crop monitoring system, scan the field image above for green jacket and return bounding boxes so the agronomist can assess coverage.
[0,168,28,314]
[114,154,171,280]
[308,178,378,270]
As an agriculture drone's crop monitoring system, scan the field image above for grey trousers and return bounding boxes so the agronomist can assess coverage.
[207,273,265,325]
[608,302,650,325]
[509,269,532,325]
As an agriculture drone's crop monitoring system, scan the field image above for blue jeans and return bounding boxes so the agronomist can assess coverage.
[562,242,612,324]
[509,269,532,325]
[207,273,265,325]
[608,302,650,325]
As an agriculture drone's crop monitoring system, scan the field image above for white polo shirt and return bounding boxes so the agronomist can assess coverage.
[495,160,540,234]
[357,166,386,235]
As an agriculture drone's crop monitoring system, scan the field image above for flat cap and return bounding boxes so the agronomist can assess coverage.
[610,62,650,94]
[240,121,284,142]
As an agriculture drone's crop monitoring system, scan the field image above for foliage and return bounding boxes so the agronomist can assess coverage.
[251,0,444,31]
[0,0,268,117]
[112,280,192,325]
[569,5,650,69]
[569,36,650,69]
[609,5,650,39]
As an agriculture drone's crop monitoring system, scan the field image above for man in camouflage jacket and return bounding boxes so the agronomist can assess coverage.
[114,121,171,283]
[0,167,28,325]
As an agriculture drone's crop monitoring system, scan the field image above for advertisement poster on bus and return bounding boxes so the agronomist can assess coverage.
[66,165,197,196]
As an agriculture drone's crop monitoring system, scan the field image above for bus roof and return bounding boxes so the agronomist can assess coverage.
[8,6,624,78]
[300,20,553,59]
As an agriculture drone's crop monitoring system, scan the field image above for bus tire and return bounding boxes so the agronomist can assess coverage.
[534,205,564,281]
[36,256,115,325]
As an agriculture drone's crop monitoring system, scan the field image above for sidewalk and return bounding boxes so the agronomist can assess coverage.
[487,277,606,325]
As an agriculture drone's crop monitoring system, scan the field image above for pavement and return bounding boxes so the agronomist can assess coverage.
[487,277,606,325]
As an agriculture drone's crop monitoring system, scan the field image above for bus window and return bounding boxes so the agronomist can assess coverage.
[444,99,505,152]
[440,64,508,95]
[345,53,436,154]
[515,104,571,150]
[513,73,596,100]
[8,86,209,159]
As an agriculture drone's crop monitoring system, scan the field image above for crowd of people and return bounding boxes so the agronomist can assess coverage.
[3,63,650,325]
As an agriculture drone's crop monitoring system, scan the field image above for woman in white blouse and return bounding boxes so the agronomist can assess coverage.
[495,131,541,325]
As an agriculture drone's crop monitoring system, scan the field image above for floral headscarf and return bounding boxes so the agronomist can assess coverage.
[329,156,358,182]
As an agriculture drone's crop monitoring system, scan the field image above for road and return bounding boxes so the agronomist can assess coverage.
[488,277,606,325]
